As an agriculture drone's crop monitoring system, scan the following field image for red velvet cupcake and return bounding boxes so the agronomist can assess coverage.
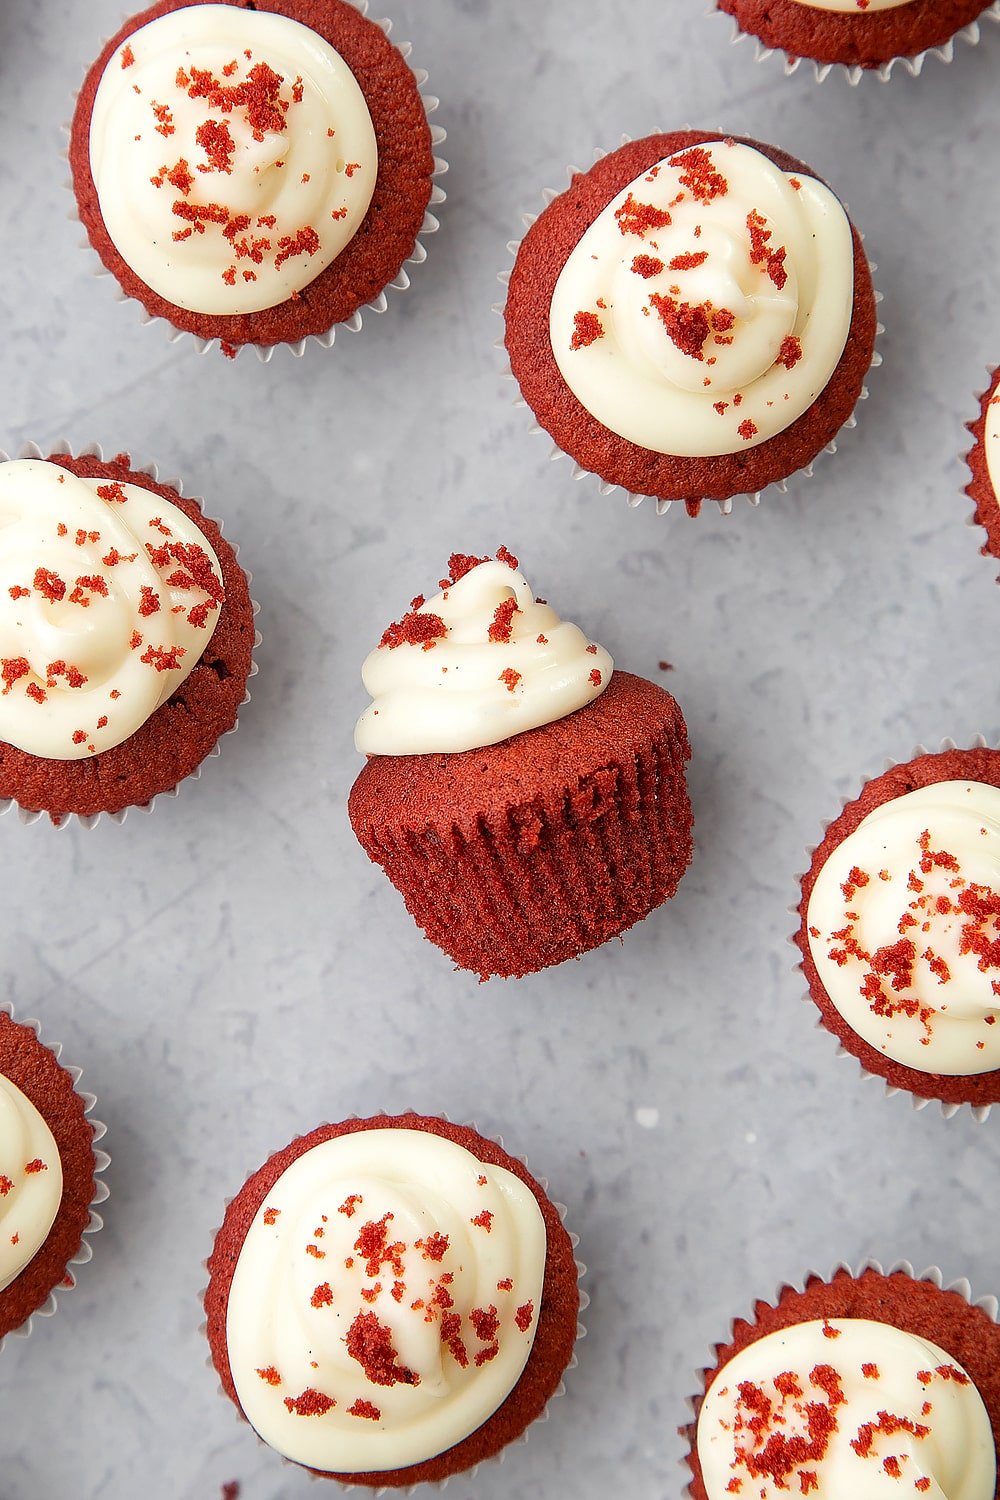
[796,744,1000,1119]
[964,368,1000,572]
[0,445,256,825]
[204,1112,583,1486]
[685,1263,1000,1500]
[348,549,693,979]
[504,132,877,515]
[0,1004,109,1348]
[717,0,996,82]
[70,0,444,358]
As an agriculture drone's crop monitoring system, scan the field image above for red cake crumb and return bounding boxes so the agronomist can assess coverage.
[488,598,519,643]
[515,1301,534,1331]
[284,1388,336,1417]
[380,611,447,651]
[345,1311,419,1387]
[777,335,803,370]
[256,1365,281,1386]
[674,145,729,203]
[669,251,709,271]
[632,254,665,279]
[615,192,673,238]
[570,310,604,350]
[349,1398,381,1421]
[746,209,788,290]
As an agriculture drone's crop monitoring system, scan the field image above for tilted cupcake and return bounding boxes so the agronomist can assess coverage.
[504,132,877,513]
[348,549,693,979]
[964,369,1000,571]
[796,747,1000,1116]
[717,0,994,79]
[70,0,441,357]
[0,1006,108,1345]
[204,1113,581,1485]
[0,450,255,824]
[685,1264,1000,1499]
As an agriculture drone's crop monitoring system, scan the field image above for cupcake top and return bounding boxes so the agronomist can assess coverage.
[697,1316,995,1498]
[88,4,377,316]
[548,138,853,458]
[0,1075,63,1294]
[224,1126,546,1473]
[354,549,613,755]
[805,779,1000,1076]
[0,458,225,760]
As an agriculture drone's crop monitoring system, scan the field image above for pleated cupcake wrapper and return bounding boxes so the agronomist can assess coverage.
[199,1112,588,1494]
[0,439,261,830]
[682,1257,999,1494]
[791,732,998,1124]
[65,0,447,362]
[496,135,884,517]
[962,365,1000,579]
[0,1000,110,1355]
[714,0,1000,84]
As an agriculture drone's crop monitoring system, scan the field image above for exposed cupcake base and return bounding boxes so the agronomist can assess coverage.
[349,671,694,980]
[204,1113,581,1487]
[795,746,1000,1111]
[718,0,993,73]
[964,366,1000,568]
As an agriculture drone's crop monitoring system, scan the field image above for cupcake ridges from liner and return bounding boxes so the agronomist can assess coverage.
[68,0,447,362]
[793,736,1000,1122]
[350,670,694,980]
[963,366,1000,574]
[500,130,882,517]
[202,1112,586,1489]
[682,1259,1000,1500]
[0,440,260,829]
[716,0,1000,84]
[0,1002,109,1349]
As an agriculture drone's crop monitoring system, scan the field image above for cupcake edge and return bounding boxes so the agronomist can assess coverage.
[792,737,1000,1121]
[963,366,1000,573]
[499,129,882,516]
[202,1112,587,1489]
[0,439,260,828]
[0,1002,109,1350]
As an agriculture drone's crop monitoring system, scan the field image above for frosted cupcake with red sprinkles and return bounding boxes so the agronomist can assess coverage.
[796,746,1000,1117]
[70,0,442,358]
[0,448,255,825]
[504,132,877,515]
[204,1113,582,1486]
[684,1263,1000,1500]
[348,548,693,979]
[964,368,1000,572]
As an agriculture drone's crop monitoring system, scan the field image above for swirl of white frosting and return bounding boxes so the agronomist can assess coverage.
[984,391,1000,509]
[89,5,377,315]
[697,1318,995,1500]
[0,1075,63,1295]
[790,0,913,11]
[0,459,224,760]
[354,556,613,756]
[548,139,854,457]
[807,781,1000,1075]
[225,1128,546,1473]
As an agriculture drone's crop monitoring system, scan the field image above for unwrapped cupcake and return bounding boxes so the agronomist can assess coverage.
[348,548,693,978]
[70,0,441,357]
[504,132,878,513]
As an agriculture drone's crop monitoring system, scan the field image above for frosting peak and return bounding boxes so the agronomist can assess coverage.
[354,552,613,756]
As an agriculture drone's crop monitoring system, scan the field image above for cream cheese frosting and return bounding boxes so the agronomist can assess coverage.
[806,781,1000,1075]
[354,551,613,756]
[984,391,1000,508]
[89,5,378,315]
[549,139,854,457]
[697,1318,995,1500]
[225,1128,546,1473]
[0,1075,63,1295]
[789,0,914,11]
[0,459,225,760]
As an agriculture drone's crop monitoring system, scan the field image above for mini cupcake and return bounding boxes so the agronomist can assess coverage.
[204,1112,581,1486]
[796,747,1000,1115]
[964,369,1000,569]
[71,0,441,358]
[717,0,994,79]
[504,132,877,513]
[348,549,693,979]
[0,1006,108,1345]
[685,1263,1000,1499]
[0,449,255,824]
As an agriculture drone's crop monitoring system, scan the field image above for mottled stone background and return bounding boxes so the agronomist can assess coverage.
[1,1,998,1496]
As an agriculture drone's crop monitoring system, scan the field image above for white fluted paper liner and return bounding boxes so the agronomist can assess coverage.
[791,733,999,1125]
[67,0,447,362]
[199,1111,588,1494]
[496,134,884,517]
[0,439,261,830]
[962,365,1000,577]
[714,0,1000,84]
[683,1257,999,1495]
[0,1000,110,1354]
